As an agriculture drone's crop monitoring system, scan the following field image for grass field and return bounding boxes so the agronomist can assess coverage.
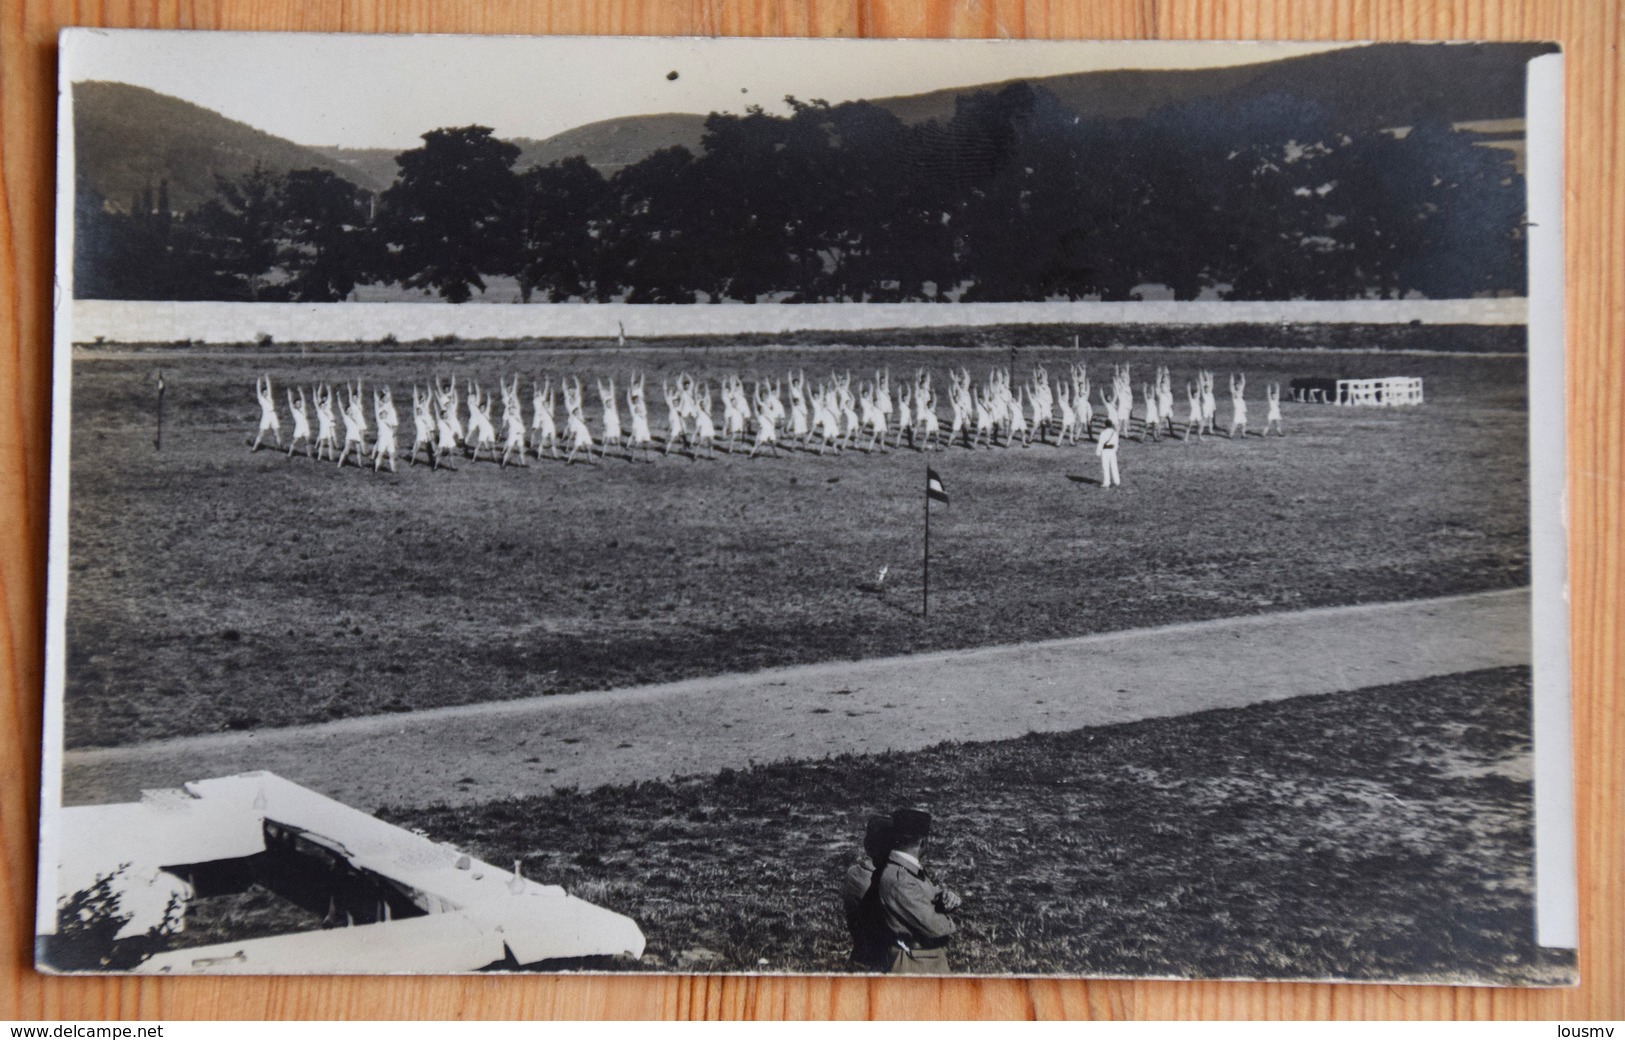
[382,665,1569,983]
[63,342,1529,748]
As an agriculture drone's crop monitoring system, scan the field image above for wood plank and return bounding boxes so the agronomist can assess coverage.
[1,0,1617,1020]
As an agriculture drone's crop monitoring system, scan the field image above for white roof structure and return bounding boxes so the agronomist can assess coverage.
[53,785,265,941]
[49,771,645,974]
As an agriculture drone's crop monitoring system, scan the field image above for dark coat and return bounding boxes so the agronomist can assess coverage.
[840,855,891,971]
[875,851,958,975]
[876,851,956,943]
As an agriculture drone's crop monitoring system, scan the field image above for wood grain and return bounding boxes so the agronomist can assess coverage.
[2,0,1618,1020]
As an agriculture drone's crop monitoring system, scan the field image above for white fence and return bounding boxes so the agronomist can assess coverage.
[1335,377,1425,406]
[66,298,1529,345]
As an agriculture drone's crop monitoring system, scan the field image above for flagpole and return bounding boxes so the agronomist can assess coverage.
[155,369,165,451]
[923,466,930,622]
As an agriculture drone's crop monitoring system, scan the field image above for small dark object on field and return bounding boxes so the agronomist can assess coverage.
[666,70,679,80]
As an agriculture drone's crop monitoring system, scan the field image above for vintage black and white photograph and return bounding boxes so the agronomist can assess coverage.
[40,31,1576,982]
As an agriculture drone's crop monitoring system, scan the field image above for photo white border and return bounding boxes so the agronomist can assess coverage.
[34,29,1579,968]
[1526,50,1577,950]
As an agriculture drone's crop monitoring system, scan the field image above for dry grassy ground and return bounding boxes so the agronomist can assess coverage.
[387,665,1569,984]
[63,341,1528,747]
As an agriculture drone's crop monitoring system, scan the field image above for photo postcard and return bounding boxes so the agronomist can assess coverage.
[39,30,1577,983]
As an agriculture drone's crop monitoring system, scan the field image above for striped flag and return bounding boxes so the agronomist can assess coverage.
[926,467,949,505]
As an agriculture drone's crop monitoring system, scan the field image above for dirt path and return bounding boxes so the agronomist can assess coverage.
[61,589,1530,811]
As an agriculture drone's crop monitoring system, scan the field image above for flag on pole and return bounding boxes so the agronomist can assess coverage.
[154,368,166,452]
[923,467,946,622]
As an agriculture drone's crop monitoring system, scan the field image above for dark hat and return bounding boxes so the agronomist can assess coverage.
[891,808,932,843]
[862,815,893,860]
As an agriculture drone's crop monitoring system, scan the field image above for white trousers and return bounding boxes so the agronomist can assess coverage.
[1100,448,1120,487]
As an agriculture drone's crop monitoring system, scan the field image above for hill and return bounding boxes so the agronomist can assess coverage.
[302,42,1558,183]
[73,81,388,213]
[509,113,710,172]
[877,42,1553,130]
[306,146,401,193]
[509,41,1551,173]
[314,113,709,183]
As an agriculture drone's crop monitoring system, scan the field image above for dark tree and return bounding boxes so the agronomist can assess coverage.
[785,98,950,302]
[377,126,522,303]
[275,168,375,302]
[599,146,704,303]
[192,163,283,300]
[517,157,613,302]
[1383,120,1526,298]
[688,104,816,302]
[1126,121,1225,301]
[76,177,241,300]
[1149,94,1348,301]
[73,175,118,298]
[72,76,1532,305]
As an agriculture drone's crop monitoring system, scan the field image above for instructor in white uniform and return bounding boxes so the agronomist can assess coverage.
[1096,417,1121,488]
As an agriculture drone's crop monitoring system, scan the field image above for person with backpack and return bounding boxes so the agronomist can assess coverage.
[839,815,896,972]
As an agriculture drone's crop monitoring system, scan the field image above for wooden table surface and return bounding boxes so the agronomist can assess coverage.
[1,0,1618,1021]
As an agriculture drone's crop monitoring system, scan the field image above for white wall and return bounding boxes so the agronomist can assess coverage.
[68,297,1528,345]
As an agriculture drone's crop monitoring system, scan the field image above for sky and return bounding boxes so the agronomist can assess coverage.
[60,31,1355,149]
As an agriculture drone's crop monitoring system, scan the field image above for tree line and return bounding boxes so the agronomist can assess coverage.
[74,82,1527,304]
